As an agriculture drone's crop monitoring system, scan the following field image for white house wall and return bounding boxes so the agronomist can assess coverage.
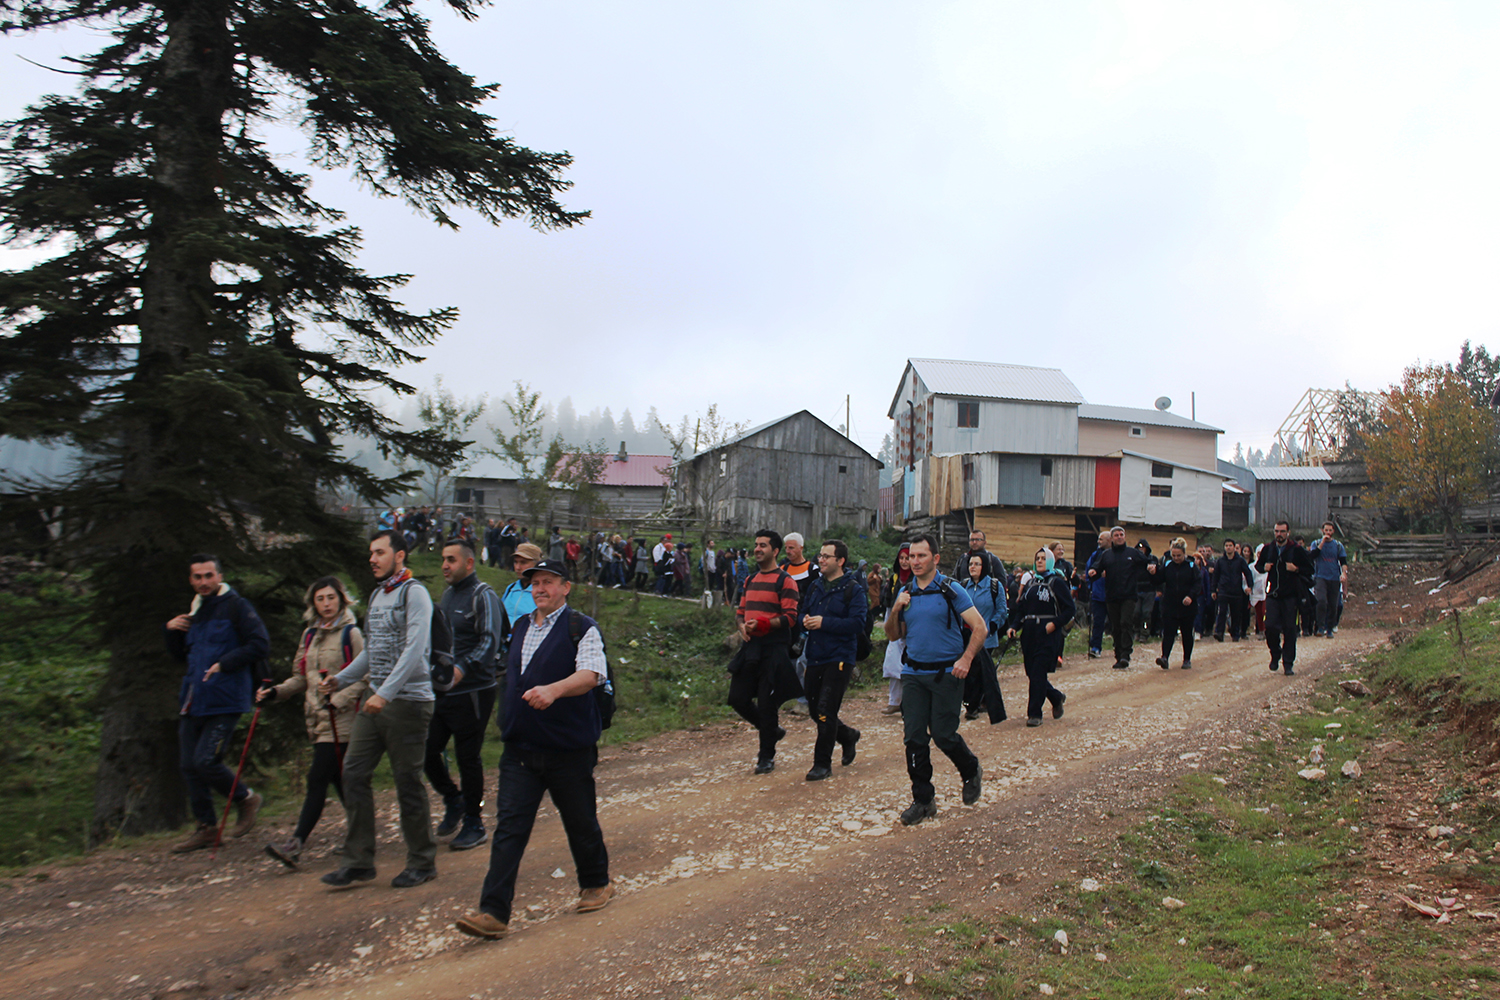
[1120,454,1223,529]
[929,397,1080,456]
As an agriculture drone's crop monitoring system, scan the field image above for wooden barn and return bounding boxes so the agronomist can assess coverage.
[1249,466,1331,530]
[674,411,883,540]
[452,448,672,528]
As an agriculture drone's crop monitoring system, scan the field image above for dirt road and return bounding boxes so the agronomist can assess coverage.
[0,630,1380,1000]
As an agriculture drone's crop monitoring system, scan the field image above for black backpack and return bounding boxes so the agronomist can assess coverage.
[400,579,460,691]
[565,609,616,730]
[830,575,873,662]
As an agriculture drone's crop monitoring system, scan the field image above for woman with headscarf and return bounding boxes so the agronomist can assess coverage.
[1155,538,1199,670]
[879,543,913,715]
[1005,547,1074,728]
[960,551,1008,723]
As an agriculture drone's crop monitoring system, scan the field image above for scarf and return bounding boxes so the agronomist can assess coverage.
[380,567,413,593]
[188,582,230,616]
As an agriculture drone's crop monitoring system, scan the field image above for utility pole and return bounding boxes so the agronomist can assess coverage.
[694,418,700,454]
[846,395,851,438]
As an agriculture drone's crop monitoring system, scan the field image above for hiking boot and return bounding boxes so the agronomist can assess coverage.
[321,867,377,887]
[1026,717,1043,728]
[455,912,509,940]
[805,765,832,781]
[753,758,775,775]
[962,763,983,805]
[1181,659,1192,670]
[577,883,614,913]
[1156,656,1169,669]
[1112,660,1129,670]
[435,794,466,838]
[264,836,302,869]
[880,704,901,715]
[964,707,980,720]
[390,867,437,889]
[1051,691,1066,719]
[1283,667,1295,677]
[899,800,938,826]
[171,824,216,854]
[450,816,488,851]
[231,791,262,838]
[1213,633,1224,642]
[1269,658,1280,672]
[840,728,861,766]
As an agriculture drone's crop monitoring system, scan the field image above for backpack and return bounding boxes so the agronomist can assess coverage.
[899,575,967,663]
[826,575,873,662]
[565,610,616,731]
[298,623,357,676]
[400,579,461,692]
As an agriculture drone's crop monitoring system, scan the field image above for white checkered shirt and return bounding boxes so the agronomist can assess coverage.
[519,604,607,679]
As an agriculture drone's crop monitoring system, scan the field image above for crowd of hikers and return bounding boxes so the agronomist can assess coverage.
[163,512,1346,940]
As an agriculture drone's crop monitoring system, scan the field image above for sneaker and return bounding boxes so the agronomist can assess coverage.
[1181,659,1192,670]
[450,817,488,851]
[962,763,983,805]
[231,791,262,839]
[1313,630,1325,638]
[881,704,902,715]
[455,912,509,940]
[321,867,377,887]
[1156,656,1169,669]
[840,728,860,766]
[899,800,938,826]
[1086,649,1100,659]
[964,707,980,720]
[435,794,466,838]
[171,824,217,854]
[1026,717,1043,728]
[1213,634,1224,643]
[390,867,437,889]
[577,883,615,913]
[264,836,302,869]
[1051,691,1066,719]
[754,758,775,775]
[805,766,832,781]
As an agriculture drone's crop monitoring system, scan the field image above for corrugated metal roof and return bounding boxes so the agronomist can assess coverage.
[684,409,880,463]
[893,359,1086,414]
[1118,449,1229,479]
[464,453,672,487]
[1078,403,1222,433]
[1250,466,1332,482]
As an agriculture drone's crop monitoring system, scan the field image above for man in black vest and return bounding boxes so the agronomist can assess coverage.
[1256,521,1314,675]
[455,559,612,941]
[1087,526,1153,669]
[426,539,505,851]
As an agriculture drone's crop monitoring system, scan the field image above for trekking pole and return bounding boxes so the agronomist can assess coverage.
[210,701,263,859]
[320,669,350,776]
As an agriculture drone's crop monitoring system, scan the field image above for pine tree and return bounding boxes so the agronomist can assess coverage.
[0,0,583,837]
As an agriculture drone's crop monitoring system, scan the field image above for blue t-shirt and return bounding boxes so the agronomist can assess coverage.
[1311,539,1345,581]
[501,580,536,626]
[901,574,975,671]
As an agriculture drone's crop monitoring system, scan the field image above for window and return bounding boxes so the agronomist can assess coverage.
[957,401,979,428]
[456,487,471,503]
[1130,426,1144,438]
[1040,458,1053,476]
[839,465,848,474]
[719,453,728,477]
[1150,462,1173,479]
[962,460,974,481]
[1150,484,1173,498]
[472,489,485,506]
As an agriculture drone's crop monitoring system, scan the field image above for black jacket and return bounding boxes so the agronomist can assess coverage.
[1093,544,1149,601]
[1157,558,1200,618]
[1256,542,1313,600]
[1212,555,1253,598]
[439,572,506,694]
[1005,573,1076,672]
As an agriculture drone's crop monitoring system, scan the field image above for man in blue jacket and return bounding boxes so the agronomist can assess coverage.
[164,554,271,853]
[1083,531,1109,658]
[797,540,867,782]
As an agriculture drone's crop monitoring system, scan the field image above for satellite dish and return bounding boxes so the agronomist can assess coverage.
[1154,396,1172,411]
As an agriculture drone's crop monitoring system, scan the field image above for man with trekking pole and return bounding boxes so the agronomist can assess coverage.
[165,553,272,853]
[319,529,441,889]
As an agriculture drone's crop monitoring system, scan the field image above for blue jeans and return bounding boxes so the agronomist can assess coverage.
[178,713,248,827]
[479,744,609,923]
[1089,599,1108,653]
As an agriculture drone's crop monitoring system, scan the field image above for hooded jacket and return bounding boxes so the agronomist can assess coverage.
[796,571,868,666]
[166,585,271,717]
[269,608,369,742]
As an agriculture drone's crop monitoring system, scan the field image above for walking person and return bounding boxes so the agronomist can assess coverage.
[1005,548,1073,727]
[502,542,542,626]
[496,518,519,567]
[1249,543,1268,636]
[1256,522,1314,676]
[633,538,653,591]
[165,554,271,852]
[258,577,366,866]
[884,534,986,825]
[1087,527,1152,669]
[454,559,613,940]
[1211,540,1253,642]
[548,526,566,565]
[866,561,885,633]
[797,540,866,781]
[318,530,439,889]
[426,539,505,852]
[726,530,803,773]
[1082,530,1110,659]
[704,539,721,597]
[950,528,1005,581]
[1155,539,1199,670]
[960,551,1008,723]
[1310,523,1348,636]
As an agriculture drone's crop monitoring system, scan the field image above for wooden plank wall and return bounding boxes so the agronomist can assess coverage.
[972,507,1078,566]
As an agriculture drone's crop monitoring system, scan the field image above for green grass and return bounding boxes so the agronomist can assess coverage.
[1363,607,1500,707]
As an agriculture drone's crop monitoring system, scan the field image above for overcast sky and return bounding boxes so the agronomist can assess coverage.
[5,1,1499,461]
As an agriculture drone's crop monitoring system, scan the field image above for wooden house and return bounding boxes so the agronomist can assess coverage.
[1247,466,1331,531]
[452,447,672,529]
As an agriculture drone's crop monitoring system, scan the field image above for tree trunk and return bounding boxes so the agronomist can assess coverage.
[92,0,235,840]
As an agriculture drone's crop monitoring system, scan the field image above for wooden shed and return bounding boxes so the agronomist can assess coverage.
[1249,466,1331,530]
[675,411,883,540]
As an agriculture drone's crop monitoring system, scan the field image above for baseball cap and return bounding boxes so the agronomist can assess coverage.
[522,559,569,582]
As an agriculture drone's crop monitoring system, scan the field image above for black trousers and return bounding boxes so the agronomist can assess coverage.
[293,741,346,842]
[1105,598,1136,663]
[424,686,497,819]
[727,643,794,761]
[1162,615,1195,663]
[1265,596,1300,669]
[478,744,608,924]
[804,660,858,769]
[1213,594,1248,639]
[962,647,1007,722]
[1024,660,1063,720]
[901,670,979,803]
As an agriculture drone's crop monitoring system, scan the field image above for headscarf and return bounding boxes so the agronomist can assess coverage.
[1035,547,1058,578]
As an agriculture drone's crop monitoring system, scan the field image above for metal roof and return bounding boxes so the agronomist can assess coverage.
[1077,403,1222,433]
[889,358,1086,415]
[1249,465,1332,482]
[684,409,880,464]
[1118,449,1230,479]
[464,453,673,487]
